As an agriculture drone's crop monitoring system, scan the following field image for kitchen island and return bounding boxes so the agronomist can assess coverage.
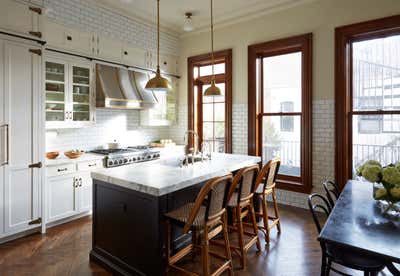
[89,153,260,276]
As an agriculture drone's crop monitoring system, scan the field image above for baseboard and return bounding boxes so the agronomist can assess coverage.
[45,211,92,229]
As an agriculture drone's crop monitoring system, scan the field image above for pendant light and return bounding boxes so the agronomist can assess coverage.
[145,0,171,92]
[204,0,222,97]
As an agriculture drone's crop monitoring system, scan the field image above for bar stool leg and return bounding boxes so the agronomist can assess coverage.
[261,194,270,244]
[249,199,261,252]
[191,229,197,259]
[165,220,171,274]
[272,188,281,233]
[236,205,246,269]
[201,227,210,276]
[222,213,234,276]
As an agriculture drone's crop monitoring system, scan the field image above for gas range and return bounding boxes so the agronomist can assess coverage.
[91,146,160,168]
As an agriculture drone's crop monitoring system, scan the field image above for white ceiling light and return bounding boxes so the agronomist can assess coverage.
[183,12,194,32]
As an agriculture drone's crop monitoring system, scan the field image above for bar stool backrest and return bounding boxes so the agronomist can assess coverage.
[230,165,260,204]
[253,157,281,192]
[183,174,233,233]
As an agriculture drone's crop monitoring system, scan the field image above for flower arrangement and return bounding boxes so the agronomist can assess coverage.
[357,160,400,214]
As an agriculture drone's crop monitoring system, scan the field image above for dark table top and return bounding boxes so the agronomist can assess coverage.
[318,180,400,263]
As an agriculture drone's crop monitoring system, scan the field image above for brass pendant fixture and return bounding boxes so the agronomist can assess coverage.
[145,0,171,92]
[204,0,222,97]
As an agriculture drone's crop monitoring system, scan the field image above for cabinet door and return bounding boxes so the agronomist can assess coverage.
[71,62,94,123]
[0,0,37,37]
[0,40,3,235]
[45,58,68,125]
[122,44,146,68]
[160,54,178,75]
[77,173,92,213]
[48,175,77,222]
[64,29,93,56]
[3,40,42,233]
[96,35,122,62]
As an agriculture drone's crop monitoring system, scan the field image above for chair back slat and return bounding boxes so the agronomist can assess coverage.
[253,157,281,193]
[323,180,340,208]
[183,174,233,233]
[307,193,332,233]
[231,165,259,204]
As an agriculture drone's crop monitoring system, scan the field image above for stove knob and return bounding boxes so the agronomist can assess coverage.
[119,160,123,165]
[124,158,128,163]
[137,157,141,161]
[128,159,132,162]
[108,160,113,166]
[113,160,119,165]
[146,155,151,159]
[132,157,136,162]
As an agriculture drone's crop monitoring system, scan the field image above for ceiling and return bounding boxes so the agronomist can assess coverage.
[94,0,312,34]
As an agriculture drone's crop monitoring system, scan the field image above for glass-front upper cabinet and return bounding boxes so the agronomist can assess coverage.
[45,55,95,129]
[45,61,66,122]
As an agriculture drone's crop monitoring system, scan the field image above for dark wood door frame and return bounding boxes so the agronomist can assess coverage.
[187,49,233,153]
[335,15,400,190]
[248,33,313,194]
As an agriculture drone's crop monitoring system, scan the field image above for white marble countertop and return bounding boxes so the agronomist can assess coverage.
[91,153,261,196]
[45,153,104,167]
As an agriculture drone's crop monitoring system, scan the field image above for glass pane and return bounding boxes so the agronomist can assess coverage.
[214,122,225,139]
[202,83,225,103]
[353,115,400,172]
[72,66,90,121]
[45,62,65,121]
[199,63,225,77]
[262,116,301,177]
[203,103,214,122]
[73,66,90,85]
[353,35,400,111]
[203,122,214,140]
[214,103,225,121]
[263,52,302,113]
[214,139,225,153]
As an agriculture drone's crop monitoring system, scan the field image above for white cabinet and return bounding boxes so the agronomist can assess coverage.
[0,37,43,237]
[48,174,77,222]
[95,34,123,63]
[43,20,93,56]
[45,54,95,129]
[0,0,42,39]
[160,54,179,75]
[122,44,147,68]
[46,159,101,224]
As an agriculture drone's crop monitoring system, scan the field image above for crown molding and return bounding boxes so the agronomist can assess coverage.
[180,0,319,38]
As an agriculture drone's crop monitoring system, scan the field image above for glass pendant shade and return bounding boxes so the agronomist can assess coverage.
[204,79,221,96]
[145,0,171,92]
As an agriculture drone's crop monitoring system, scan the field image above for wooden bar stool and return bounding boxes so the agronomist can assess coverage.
[164,174,234,276]
[225,164,261,269]
[253,157,281,245]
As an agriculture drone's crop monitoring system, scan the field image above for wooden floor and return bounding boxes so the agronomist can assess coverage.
[0,204,395,276]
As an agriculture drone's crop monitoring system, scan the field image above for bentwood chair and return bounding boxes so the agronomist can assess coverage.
[164,174,234,276]
[225,165,261,269]
[308,193,386,276]
[253,157,281,245]
[322,180,340,208]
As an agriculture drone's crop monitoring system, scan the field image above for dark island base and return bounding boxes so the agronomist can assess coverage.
[90,179,206,276]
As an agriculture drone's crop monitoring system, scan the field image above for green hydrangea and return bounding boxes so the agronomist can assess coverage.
[396,163,400,172]
[357,160,382,176]
[382,166,400,186]
[374,188,388,200]
[362,164,382,183]
[390,186,400,200]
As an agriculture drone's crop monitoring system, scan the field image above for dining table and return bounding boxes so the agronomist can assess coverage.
[318,180,400,275]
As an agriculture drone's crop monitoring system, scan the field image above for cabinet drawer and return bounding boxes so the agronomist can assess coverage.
[77,159,103,171]
[47,163,76,177]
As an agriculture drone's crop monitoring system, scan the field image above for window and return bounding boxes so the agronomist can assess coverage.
[336,15,400,189]
[188,50,232,153]
[248,34,312,193]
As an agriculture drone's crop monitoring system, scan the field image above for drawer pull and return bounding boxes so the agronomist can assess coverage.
[88,163,97,167]
[57,168,68,172]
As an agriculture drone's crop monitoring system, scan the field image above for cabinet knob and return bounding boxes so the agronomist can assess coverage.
[124,51,128,55]
[67,35,72,41]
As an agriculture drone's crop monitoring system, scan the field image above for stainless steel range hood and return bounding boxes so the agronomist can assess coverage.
[96,63,159,109]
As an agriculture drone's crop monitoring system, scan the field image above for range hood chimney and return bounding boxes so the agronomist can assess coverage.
[96,63,159,109]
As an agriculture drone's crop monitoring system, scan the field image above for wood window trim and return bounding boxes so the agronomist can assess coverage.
[188,49,233,153]
[248,33,313,194]
[335,15,400,190]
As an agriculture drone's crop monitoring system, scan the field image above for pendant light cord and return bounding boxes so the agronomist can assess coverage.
[157,0,160,71]
[210,0,215,81]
